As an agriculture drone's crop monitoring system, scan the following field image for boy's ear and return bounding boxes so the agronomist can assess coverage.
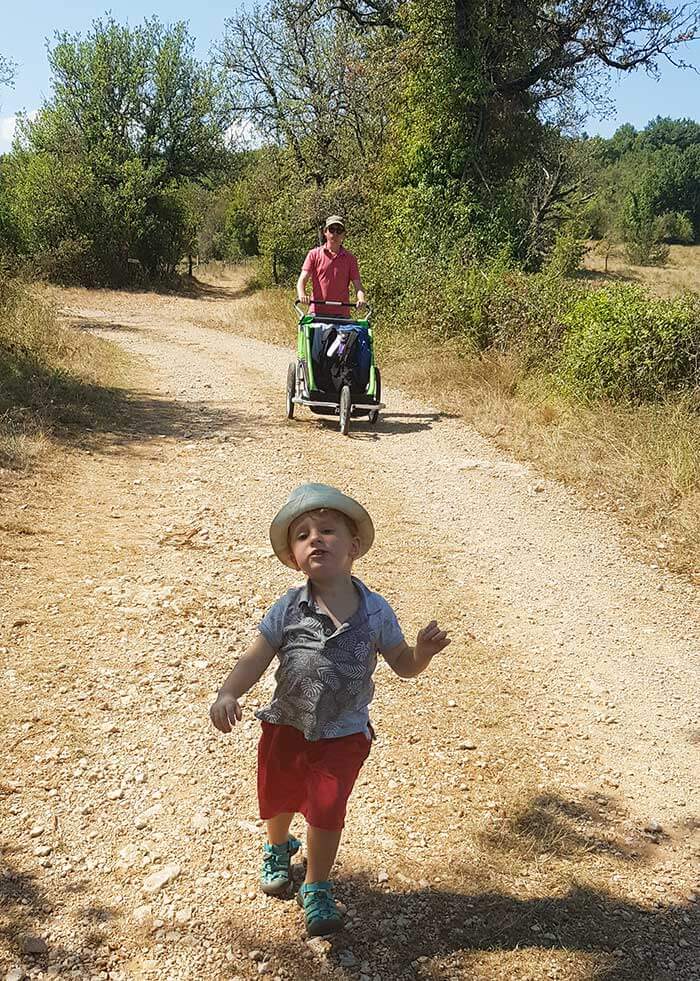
[349,535,361,559]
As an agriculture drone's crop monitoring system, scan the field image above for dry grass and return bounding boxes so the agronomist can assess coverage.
[385,333,700,578]
[582,242,700,297]
[0,278,131,470]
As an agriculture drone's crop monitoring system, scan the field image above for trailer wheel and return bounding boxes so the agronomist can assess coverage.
[286,362,296,419]
[339,385,351,435]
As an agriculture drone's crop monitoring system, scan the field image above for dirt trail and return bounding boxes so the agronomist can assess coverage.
[1,277,698,981]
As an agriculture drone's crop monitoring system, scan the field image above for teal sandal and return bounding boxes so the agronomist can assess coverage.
[260,836,302,896]
[296,880,343,936]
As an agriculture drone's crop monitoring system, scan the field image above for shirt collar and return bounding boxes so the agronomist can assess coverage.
[322,245,345,259]
[298,577,368,622]
[299,580,314,610]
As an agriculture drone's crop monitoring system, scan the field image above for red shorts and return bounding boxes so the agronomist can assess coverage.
[257,722,371,831]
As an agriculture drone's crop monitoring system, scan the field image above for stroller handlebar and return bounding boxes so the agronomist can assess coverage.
[294,297,372,320]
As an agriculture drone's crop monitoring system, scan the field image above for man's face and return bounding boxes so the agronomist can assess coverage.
[324,224,346,248]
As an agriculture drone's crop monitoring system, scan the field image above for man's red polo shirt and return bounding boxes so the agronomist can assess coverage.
[302,246,360,317]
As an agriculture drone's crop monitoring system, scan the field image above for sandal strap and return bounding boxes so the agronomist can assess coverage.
[299,881,339,924]
[262,837,301,879]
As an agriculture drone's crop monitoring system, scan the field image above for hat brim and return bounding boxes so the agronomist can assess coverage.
[324,215,346,230]
[270,484,374,569]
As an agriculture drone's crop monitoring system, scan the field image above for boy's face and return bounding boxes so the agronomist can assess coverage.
[288,508,360,579]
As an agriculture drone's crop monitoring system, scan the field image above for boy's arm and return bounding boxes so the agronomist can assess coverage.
[383,620,451,679]
[210,633,276,732]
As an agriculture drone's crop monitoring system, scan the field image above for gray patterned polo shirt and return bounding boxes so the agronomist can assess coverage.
[255,577,405,741]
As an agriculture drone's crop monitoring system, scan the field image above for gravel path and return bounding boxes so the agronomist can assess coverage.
[1,284,698,981]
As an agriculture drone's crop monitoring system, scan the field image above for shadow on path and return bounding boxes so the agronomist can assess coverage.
[163,274,258,303]
[1,352,274,469]
[312,410,459,440]
[225,878,698,981]
[225,789,699,981]
[69,317,147,337]
[0,843,117,975]
[573,268,639,287]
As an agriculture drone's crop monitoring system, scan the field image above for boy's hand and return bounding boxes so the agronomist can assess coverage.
[210,693,243,733]
[415,620,451,661]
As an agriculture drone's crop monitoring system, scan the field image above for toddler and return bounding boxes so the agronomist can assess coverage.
[210,483,450,936]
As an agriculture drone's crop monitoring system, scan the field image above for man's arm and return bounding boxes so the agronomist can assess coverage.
[297,269,311,303]
[352,275,366,307]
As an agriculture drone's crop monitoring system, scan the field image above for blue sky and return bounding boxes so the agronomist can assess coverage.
[1,3,699,151]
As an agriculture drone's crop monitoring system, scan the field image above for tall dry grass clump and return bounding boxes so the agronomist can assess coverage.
[0,275,127,469]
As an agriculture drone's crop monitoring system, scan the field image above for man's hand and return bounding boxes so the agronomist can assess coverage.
[415,620,451,661]
[210,693,243,733]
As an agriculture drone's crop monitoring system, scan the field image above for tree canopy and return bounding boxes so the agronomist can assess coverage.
[0,54,15,89]
[1,17,229,282]
[2,2,699,286]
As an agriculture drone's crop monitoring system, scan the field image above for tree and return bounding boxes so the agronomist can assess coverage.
[582,119,700,244]
[4,17,229,282]
[520,141,592,270]
[340,1,699,106]
[464,1,699,107]
[30,18,228,186]
[332,0,398,28]
[640,116,700,151]
[0,54,18,262]
[621,190,669,265]
[216,1,392,189]
[0,54,16,89]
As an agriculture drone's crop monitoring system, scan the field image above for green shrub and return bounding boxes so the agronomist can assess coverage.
[621,191,669,266]
[560,285,700,402]
[655,211,695,244]
[545,229,588,277]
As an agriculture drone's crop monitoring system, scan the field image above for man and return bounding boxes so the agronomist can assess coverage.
[297,216,366,318]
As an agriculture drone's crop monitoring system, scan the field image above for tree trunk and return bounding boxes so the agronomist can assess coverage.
[455,0,468,46]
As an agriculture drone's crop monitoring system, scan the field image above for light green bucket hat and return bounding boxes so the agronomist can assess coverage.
[269,483,374,569]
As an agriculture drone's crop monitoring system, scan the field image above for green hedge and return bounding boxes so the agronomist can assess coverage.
[372,251,699,404]
[560,285,700,402]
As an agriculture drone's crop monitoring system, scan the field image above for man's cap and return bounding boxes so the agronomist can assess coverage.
[324,215,346,230]
[269,483,374,569]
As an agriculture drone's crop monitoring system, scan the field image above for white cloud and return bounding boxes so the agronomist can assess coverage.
[0,114,17,152]
[0,111,38,154]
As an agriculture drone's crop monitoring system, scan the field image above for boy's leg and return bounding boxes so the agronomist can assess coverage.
[303,731,371,881]
[297,825,344,936]
[304,825,342,884]
[261,813,302,897]
[296,733,370,936]
[266,812,295,846]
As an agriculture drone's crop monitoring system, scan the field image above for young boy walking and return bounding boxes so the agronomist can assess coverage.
[209,483,450,937]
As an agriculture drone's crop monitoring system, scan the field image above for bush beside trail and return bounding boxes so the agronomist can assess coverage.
[369,254,700,405]
[560,285,700,402]
[0,275,128,468]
